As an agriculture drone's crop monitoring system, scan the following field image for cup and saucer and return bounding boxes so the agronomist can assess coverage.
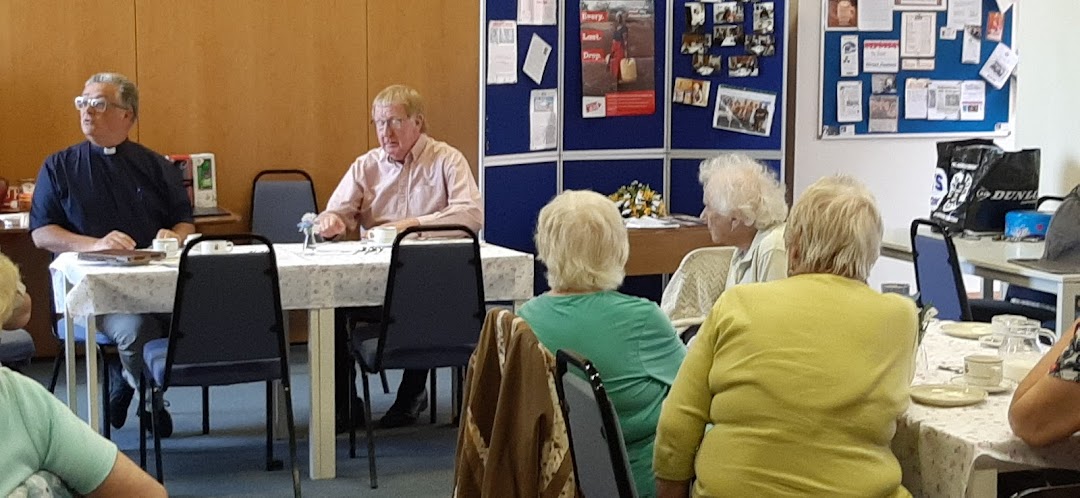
[949,375,1015,394]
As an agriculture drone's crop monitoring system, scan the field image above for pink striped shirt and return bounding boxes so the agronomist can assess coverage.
[323,134,483,235]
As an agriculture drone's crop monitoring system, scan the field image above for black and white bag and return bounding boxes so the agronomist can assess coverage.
[930,139,1040,234]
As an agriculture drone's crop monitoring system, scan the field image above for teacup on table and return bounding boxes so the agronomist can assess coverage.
[152,238,179,257]
[367,226,397,245]
[964,354,1004,387]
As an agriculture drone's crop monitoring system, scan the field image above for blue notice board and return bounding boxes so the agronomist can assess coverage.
[819,0,1013,138]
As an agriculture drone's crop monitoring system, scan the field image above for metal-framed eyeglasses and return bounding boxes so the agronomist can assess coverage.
[371,117,409,131]
[74,96,129,113]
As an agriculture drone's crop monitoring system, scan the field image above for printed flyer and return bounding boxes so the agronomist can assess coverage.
[580,0,656,118]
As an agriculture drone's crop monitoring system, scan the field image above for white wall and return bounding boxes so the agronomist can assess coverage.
[791,0,1080,291]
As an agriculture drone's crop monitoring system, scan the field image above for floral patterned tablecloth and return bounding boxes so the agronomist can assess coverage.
[51,241,535,316]
[895,324,1080,498]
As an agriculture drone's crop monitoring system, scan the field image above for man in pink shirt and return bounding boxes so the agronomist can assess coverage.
[315,84,483,429]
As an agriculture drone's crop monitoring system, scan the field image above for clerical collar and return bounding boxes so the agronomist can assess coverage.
[90,140,127,156]
[103,146,117,155]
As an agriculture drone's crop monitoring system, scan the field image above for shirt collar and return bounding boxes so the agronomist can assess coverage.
[736,224,778,262]
[88,139,130,156]
[378,134,429,166]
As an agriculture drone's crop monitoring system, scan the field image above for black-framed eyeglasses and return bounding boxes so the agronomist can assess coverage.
[74,96,129,113]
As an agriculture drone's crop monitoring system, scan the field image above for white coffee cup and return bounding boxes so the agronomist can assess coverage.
[184,233,202,251]
[367,226,398,245]
[964,354,1004,387]
[152,238,180,257]
[202,240,234,254]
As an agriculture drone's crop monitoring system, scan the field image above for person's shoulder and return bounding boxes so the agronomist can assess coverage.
[423,136,467,161]
[760,223,786,247]
[125,142,171,164]
[43,142,87,169]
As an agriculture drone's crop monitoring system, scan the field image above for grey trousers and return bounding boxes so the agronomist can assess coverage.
[97,313,170,387]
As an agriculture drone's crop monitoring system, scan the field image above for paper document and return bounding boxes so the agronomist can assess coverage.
[859,0,894,31]
[487,21,518,85]
[625,217,679,229]
[522,34,552,85]
[840,35,859,77]
[837,80,863,122]
[529,89,557,151]
[869,95,899,132]
[995,0,1014,13]
[902,58,935,71]
[927,80,961,120]
[901,12,936,57]
[960,80,986,121]
[905,78,930,119]
[518,0,557,25]
[962,26,981,64]
[980,43,1018,89]
[948,0,982,28]
[864,40,900,73]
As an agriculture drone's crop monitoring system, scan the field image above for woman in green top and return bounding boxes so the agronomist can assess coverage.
[519,190,687,498]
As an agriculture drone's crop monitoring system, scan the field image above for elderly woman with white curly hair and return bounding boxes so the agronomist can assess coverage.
[654,176,918,498]
[699,153,789,287]
[519,190,687,498]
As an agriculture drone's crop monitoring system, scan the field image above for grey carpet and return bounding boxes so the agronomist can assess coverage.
[21,346,457,497]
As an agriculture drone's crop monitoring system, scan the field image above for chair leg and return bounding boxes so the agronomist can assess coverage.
[265,381,283,471]
[202,386,210,435]
[282,377,301,498]
[349,365,358,459]
[361,372,378,489]
[452,366,463,426]
[101,353,111,440]
[47,349,63,393]
[151,389,165,483]
[138,375,147,469]
[429,369,437,424]
[380,371,390,394]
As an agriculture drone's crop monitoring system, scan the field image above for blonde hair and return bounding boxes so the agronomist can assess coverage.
[372,84,427,133]
[785,175,882,281]
[699,153,788,230]
[0,252,21,327]
[535,190,629,291]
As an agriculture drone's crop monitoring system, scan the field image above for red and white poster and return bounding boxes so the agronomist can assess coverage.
[580,1,656,118]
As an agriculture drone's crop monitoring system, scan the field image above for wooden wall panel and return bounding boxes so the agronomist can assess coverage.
[0,0,138,184]
[366,0,480,176]
[134,0,369,227]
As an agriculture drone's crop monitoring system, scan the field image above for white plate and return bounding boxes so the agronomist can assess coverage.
[949,375,1015,394]
[979,334,1004,348]
[910,384,988,407]
[940,322,994,339]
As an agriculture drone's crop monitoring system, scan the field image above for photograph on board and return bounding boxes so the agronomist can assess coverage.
[714,2,745,24]
[673,77,712,108]
[753,2,775,34]
[826,0,858,30]
[693,54,724,76]
[728,55,760,77]
[745,34,775,56]
[713,85,777,136]
[714,25,745,47]
[686,2,706,30]
[871,73,897,94]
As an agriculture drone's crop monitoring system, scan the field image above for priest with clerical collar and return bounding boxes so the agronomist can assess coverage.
[29,72,193,437]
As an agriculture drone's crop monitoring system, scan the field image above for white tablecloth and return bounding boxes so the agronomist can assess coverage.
[895,324,1080,497]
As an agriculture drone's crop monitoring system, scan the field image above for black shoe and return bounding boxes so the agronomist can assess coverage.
[140,404,174,438]
[108,384,135,429]
[379,391,429,429]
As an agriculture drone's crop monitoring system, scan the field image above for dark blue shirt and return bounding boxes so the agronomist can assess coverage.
[30,140,193,249]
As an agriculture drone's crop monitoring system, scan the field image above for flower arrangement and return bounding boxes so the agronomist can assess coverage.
[609,181,667,218]
[298,212,317,250]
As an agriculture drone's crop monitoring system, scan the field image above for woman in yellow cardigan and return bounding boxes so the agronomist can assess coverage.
[653,176,918,497]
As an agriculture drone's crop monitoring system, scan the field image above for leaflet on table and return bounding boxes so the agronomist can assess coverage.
[864,40,900,73]
[529,89,558,151]
[837,80,863,122]
[522,34,552,85]
[980,43,1019,90]
[487,20,518,85]
[961,25,981,64]
[904,78,930,119]
[947,0,981,29]
[900,12,936,58]
[858,0,893,32]
[960,81,986,121]
[840,35,859,77]
[517,0,556,25]
[927,80,961,120]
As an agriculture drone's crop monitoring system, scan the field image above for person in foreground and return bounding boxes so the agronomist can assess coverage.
[1009,318,1080,446]
[698,153,789,288]
[654,176,918,497]
[314,84,483,429]
[0,252,166,497]
[519,190,687,498]
[30,72,193,434]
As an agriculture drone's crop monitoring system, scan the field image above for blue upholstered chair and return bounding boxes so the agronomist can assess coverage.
[250,169,318,243]
[555,349,638,498]
[348,225,485,489]
[138,234,300,497]
[0,328,35,369]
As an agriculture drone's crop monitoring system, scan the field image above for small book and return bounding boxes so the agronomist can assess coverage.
[78,249,165,265]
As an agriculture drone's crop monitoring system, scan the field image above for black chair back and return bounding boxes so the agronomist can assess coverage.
[911,218,971,321]
[164,234,288,387]
[1012,483,1080,498]
[250,170,318,243]
[373,225,485,371]
[555,349,637,498]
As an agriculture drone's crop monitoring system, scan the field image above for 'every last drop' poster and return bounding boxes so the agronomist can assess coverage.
[580,0,656,118]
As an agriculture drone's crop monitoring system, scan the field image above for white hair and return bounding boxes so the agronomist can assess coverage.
[785,175,883,281]
[699,154,788,230]
[535,190,628,291]
[86,72,139,118]
[372,84,427,133]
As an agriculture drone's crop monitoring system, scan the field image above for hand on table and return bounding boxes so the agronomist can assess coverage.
[92,231,136,250]
[155,229,182,241]
[315,212,347,239]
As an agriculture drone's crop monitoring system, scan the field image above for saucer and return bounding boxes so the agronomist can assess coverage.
[910,384,988,407]
[940,322,994,339]
[979,334,1004,348]
[949,375,1014,394]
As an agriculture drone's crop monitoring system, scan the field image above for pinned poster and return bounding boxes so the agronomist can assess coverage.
[904,78,930,119]
[863,40,900,73]
[529,89,558,150]
[487,20,518,85]
[522,34,553,85]
[518,0,557,25]
[979,43,1018,89]
[840,35,859,76]
[837,80,863,122]
[580,0,657,118]
[960,80,986,121]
